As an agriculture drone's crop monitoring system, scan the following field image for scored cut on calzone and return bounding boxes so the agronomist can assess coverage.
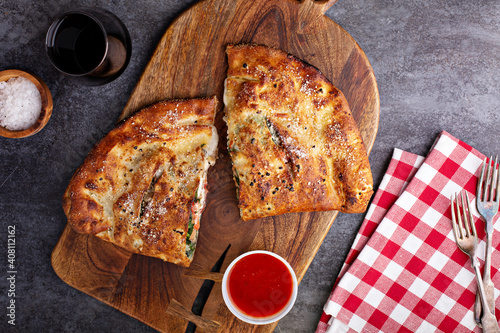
[223,44,373,221]
[63,97,218,267]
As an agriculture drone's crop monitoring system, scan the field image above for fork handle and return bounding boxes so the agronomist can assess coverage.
[473,261,500,332]
[475,228,497,325]
[484,229,495,309]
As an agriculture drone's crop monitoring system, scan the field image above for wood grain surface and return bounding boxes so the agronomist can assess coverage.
[51,0,380,332]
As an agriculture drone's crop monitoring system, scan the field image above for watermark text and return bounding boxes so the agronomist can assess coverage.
[6,226,16,326]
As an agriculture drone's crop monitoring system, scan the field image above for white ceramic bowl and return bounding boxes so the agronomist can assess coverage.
[221,250,298,325]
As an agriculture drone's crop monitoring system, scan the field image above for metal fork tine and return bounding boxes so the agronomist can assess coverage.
[494,155,499,203]
[486,156,493,201]
[478,157,486,201]
[451,194,460,240]
[451,195,459,239]
[465,192,477,237]
[456,193,467,238]
[460,191,471,237]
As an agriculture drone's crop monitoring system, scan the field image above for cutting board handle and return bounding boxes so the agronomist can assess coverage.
[302,0,338,10]
[297,0,339,32]
[166,299,220,332]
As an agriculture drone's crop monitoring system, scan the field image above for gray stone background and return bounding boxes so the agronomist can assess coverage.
[1,0,499,332]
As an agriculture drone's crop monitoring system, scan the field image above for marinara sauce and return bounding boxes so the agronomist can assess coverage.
[227,253,294,318]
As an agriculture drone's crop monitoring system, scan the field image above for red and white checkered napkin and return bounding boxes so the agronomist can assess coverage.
[316,130,500,333]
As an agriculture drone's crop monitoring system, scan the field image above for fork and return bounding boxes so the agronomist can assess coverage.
[475,156,500,325]
[451,192,500,332]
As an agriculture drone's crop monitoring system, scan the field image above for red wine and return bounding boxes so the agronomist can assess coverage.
[46,13,106,75]
[46,8,131,85]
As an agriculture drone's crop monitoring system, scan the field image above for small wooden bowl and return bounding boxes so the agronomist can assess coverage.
[0,69,53,138]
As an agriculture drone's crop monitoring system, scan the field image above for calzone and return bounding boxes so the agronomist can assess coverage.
[63,97,218,267]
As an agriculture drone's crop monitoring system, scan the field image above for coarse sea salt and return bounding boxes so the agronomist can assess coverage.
[0,76,42,131]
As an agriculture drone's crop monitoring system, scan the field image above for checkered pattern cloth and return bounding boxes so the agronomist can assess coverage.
[316,131,500,333]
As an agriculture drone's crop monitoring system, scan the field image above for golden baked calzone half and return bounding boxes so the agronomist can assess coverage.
[223,44,373,221]
[63,97,218,267]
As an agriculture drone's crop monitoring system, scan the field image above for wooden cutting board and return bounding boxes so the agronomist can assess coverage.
[51,0,379,332]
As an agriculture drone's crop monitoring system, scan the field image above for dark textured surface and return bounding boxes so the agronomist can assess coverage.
[1,1,499,332]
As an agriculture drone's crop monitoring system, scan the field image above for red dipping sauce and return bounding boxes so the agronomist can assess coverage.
[227,252,294,318]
